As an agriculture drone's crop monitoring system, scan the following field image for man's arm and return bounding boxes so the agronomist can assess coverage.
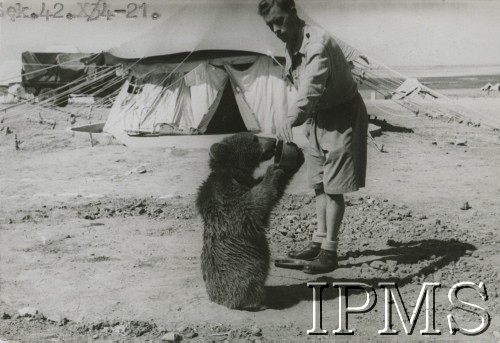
[288,42,330,126]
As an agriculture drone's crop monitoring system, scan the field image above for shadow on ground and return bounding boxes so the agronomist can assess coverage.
[265,239,475,310]
[369,117,414,133]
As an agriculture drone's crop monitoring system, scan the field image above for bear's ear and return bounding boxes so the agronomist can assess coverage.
[209,142,230,162]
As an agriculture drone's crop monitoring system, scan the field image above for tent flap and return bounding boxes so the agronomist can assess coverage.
[225,57,292,134]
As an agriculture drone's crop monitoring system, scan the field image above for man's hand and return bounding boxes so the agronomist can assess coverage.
[278,117,297,143]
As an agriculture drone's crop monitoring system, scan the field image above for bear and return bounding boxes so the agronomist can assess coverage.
[196,132,304,310]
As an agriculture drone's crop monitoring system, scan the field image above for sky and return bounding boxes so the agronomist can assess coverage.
[1,0,499,67]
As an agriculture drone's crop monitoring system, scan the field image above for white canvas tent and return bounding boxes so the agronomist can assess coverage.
[392,78,438,101]
[480,82,500,91]
[480,83,493,91]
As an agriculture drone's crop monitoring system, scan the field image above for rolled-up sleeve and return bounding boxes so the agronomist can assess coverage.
[288,43,330,125]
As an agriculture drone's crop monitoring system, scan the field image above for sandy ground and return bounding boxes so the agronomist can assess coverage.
[0,90,499,342]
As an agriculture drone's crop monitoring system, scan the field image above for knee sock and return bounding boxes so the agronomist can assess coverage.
[312,231,326,244]
[321,240,338,252]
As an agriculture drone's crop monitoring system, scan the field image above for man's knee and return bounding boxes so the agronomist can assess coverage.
[326,193,344,205]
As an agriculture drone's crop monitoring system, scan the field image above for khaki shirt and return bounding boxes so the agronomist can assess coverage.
[285,22,358,125]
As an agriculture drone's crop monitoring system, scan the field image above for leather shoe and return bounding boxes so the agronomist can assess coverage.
[303,249,339,274]
[287,241,321,261]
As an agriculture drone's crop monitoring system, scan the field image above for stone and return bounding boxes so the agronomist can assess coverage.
[59,317,70,326]
[184,330,198,339]
[385,260,398,272]
[101,327,112,333]
[113,324,127,334]
[92,322,104,331]
[2,312,11,320]
[251,326,262,336]
[370,261,387,270]
[177,326,197,338]
[460,202,471,210]
[389,214,402,221]
[161,332,181,342]
[130,165,147,174]
[47,315,62,323]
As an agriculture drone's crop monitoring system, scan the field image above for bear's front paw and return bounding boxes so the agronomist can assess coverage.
[264,164,276,175]
[271,169,285,188]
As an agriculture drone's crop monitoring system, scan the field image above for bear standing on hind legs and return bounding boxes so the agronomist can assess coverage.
[196,132,303,310]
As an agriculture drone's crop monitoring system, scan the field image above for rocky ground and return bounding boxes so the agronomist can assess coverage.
[0,93,499,342]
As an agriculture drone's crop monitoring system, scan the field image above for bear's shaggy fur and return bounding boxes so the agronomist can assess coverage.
[196,132,304,310]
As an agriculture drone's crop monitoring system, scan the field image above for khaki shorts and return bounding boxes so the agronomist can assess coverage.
[305,93,368,194]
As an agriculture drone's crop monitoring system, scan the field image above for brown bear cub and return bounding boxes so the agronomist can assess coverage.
[196,132,304,310]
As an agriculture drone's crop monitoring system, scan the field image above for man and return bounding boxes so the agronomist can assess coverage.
[258,0,368,274]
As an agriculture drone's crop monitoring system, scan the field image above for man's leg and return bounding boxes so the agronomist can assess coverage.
[314,188,327,240]
[287,187,326,260]
[326,193,344,242]
[287,146,326,260]
[303,193,343,274]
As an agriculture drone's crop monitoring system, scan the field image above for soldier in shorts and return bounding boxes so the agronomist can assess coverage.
[258,0,368,274]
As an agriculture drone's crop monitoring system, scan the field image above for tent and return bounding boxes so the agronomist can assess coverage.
[19,50,123,108]
[102,3,362,138]
[480,83,493,91]
[480,82,500,91]
[22,51,91,87]
[392,78,438,101]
